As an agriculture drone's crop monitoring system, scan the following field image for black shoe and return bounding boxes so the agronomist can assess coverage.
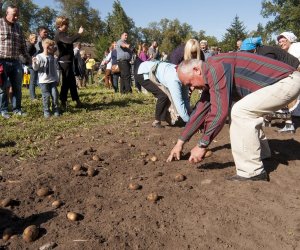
[61,102,67,111]
[75,100,83,108]
[227,172,269,182]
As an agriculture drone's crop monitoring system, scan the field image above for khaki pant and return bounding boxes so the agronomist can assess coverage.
[230,71,300,177]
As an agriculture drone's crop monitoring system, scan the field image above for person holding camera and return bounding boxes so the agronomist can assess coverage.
[116,32,132,94]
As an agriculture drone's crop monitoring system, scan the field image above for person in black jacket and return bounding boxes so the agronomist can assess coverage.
[240,37,300,69]
[26,33,38,100]
[54,16,83,110]
[241,36,300,133]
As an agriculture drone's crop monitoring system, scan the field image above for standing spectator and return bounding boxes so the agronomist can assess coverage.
[35,26,49,54]
[148,41,160,61]
[200,40,215,60]
[135,43,150,92]
[73,42,85,88]
[116,32,132,94]
[138,43,149,61]
[236,39,243,51]
[0,5,31,118]
[104,46,113,89]
[32,39,60,118]
[169,39,204,65]
[111,41,120,93]
[78,50,88,88]
[85,53,96,85]
[26,33,38,101]
[277,32,300,131]
[160,51,168,62]
[54,16,83,110]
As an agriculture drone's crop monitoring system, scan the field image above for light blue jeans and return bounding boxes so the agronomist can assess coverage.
[0,59,23,114]
[40,82,59,116]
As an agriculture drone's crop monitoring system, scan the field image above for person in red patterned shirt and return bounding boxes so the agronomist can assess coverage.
[167,52,300,182]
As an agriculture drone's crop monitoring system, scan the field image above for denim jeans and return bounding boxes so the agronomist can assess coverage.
[40,82,59,115]
[29,68,38,99]
[112,73,120,92]
[0,59,23,113]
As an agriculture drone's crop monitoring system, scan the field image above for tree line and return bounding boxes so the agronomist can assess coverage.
[1,0,299,60]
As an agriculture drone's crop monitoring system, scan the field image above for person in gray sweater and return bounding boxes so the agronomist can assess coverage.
[32,38,60,118]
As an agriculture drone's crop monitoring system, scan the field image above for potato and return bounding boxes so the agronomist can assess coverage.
[147,193,159,202]
[204,149,213,158]
[158,141,166,146]
[87,167,96,177]
[51,200,62,208]
[150,156,158,162]
[55,135,63,140]
[3,228,13,241]
[72,164,82,172]
[36,187,50,197]
[128,183,141,190]
[1,198,12,207]
[67,212,79,221]
[140,152,147,157]
[92,155,100,161]
[23,225,39,242]
[174,173,186,182]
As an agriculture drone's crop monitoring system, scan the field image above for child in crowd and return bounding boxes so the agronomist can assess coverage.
[32,38,60,118]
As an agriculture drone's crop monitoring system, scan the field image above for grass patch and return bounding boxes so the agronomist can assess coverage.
[0,83,156,158]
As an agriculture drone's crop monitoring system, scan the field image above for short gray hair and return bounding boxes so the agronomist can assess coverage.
[178,59,202,76]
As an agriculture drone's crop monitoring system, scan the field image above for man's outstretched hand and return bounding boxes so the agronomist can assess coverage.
[166,140,184,162]
[188,146,207,164]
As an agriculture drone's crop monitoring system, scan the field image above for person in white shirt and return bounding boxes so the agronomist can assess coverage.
[277,31,300,132]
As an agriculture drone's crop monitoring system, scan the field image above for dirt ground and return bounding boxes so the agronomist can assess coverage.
[1,116,300,250]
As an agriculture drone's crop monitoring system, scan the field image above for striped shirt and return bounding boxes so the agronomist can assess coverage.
[180,52,295,147]
[0,18,28,60]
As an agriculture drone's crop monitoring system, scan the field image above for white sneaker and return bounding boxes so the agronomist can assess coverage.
[278,123,295,133]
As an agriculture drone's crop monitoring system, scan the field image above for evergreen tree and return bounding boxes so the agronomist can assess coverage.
[221,15,247,52]
[105,0,135,44]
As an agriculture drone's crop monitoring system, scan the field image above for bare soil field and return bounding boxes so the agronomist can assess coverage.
[1,117,300,250]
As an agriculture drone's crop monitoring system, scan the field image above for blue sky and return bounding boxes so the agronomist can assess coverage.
[32,0,270,40]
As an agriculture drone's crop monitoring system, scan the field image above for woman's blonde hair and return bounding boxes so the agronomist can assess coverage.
[28,33,37,42]
[55,16,69,28]
[184,39,200,60]
[42,38,55,47]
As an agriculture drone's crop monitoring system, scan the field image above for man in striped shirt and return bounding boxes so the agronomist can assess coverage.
[0,5,31,118]
[167,52,300,181]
